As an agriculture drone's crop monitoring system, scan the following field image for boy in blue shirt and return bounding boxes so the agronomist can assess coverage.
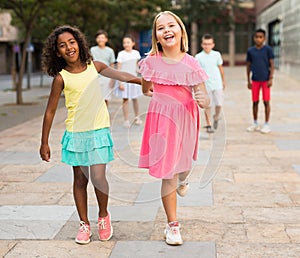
[246,28,274,134]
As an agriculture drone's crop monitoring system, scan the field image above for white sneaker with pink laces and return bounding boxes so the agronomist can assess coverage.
[164,221,183,245]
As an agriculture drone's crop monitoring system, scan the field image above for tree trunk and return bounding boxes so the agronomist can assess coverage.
[228,0,236,67]
[16,39,29,104]
[190,21,198,56]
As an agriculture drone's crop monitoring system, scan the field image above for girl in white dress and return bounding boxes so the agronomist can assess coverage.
[114,35,143,128]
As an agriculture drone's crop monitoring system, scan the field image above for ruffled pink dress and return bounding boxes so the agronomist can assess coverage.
[138,52,208,179]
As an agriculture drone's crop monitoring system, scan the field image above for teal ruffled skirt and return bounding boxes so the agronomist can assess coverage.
[61,128,114,166]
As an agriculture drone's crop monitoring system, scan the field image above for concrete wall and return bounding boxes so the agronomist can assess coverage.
[256,0,300,80]
[255,0,277,14]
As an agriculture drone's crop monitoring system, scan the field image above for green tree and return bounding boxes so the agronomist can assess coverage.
[33,0,170,51]
[0,0,50,104]
[1,0,170,104]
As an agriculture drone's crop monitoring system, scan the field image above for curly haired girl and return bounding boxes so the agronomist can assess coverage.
[40,25,140,244]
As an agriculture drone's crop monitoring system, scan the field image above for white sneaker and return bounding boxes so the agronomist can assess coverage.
[134,116,143,125]
[164,222,183,245]
[260,124,271,134]
[176,180,189,197]
[247,124,260,132]
[123,120,131,128]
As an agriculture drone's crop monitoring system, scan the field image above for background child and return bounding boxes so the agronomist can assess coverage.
[40,25,140,245]
[195,33,226,133]
[90,30,116,106]
[114,35,143,128]
[246,28,274,134]
[138,11,209,246]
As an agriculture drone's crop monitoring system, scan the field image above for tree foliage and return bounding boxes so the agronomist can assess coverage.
[34,0,171,51]
[0,0,50,104]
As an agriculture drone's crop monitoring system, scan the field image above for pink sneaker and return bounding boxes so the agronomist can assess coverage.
[75,221,92,244]
[98,211,113,241]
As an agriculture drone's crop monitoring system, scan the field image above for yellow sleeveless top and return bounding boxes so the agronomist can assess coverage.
[60,62,110,132]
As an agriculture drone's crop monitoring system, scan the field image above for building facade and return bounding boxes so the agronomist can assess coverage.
[0,12,17,74]
[256,0,300,80]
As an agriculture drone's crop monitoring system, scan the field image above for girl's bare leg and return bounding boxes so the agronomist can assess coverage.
[90,164,109,217]
[161,176,178,223]
[132,98,139,117]
[122,98,129,121]
[73,166,89,224]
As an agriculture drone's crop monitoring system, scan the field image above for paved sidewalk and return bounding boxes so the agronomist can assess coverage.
[0,67,300,257]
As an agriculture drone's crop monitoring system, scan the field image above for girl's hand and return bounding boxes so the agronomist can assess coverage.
[144,87,153,97]
[119,84,125,91]
[195,90,209,108]
[142,78,153,97]
[40,144,51,162]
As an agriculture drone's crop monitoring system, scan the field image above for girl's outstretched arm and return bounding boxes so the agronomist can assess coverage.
[93,61,141,85]
[40,74,64,162]
[193,82,210,109]
[142,78,153,97]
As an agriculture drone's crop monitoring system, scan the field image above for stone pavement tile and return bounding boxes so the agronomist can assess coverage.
[55,220,153,242]
[234,173,300,183]
[134,180,161,206]
[243,207,300,224]
[286,224,300,243]
[275,140,300,150]
[224,164,293,174]
[225,143,278,152]
[0,205,75,221]
[220,154,272,167]
[0,220,67,240]
[245,223,290,243]
[289,194,300,205]
[151,221,247,243]
[0,205,75,239]
[0,241,17,257]
[36,164,73,182]
[0,182,71,194]
[285,183,300,203]
[0,164,45,182]
[177,182,213,207]
[265,150,300,165]
[194,149,210,165]
[216,242,300,258]
[0,151,40,165]
[212,165,234,182]
[155,206,244,224]
[110,241,216,258]
[213,181,293,207]
[3,240,114,258]
[69,205,158,222]
[292,164,300,176]
[271,123,300,132]
[0,192,67,205]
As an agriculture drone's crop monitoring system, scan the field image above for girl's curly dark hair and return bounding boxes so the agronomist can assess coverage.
[42,25,92,77]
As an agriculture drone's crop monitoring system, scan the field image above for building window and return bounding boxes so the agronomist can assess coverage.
[268,20,280,69]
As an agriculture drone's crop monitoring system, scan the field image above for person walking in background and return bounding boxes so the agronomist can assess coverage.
[138,11,209,246]
[90,30,116,106]
[195,33,226,133]
[114,35,143,128]
[40,25,141,245]
[246,28,274,134]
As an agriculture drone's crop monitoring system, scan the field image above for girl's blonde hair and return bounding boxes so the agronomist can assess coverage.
[148,11,189,55]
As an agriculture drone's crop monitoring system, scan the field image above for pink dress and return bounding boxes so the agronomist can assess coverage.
[138,52,208,179]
